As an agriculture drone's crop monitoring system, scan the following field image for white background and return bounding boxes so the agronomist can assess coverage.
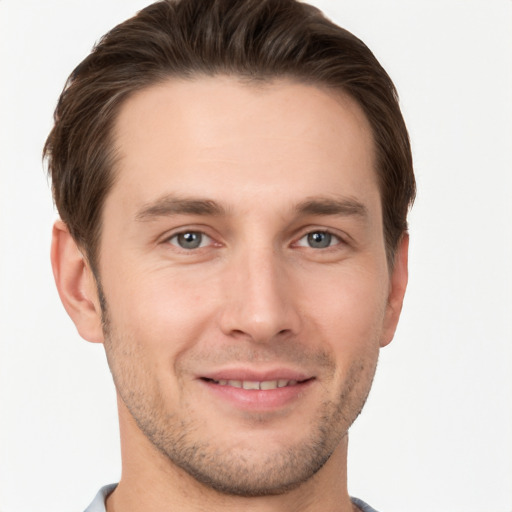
[1,1,511,511]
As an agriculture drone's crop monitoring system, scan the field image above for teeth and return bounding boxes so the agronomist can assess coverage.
[213,379,299,390]
[242,380,260,390]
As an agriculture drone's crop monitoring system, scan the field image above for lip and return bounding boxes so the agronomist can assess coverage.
[197,367,315,411]
[200,367,312,383]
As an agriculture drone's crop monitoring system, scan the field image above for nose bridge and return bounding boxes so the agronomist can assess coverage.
[219,239,299,342]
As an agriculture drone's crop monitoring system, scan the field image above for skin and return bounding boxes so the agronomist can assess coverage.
[51,77,408,512]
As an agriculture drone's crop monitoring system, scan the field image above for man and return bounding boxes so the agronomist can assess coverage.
[45,0,415,510]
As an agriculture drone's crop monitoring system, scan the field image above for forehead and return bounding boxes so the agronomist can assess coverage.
[108,76,379,216]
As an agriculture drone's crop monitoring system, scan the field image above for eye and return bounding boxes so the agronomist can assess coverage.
[168,231,212,250]
[296,230,340,249]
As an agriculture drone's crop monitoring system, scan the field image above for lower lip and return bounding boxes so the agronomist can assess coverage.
[200,379,314,411]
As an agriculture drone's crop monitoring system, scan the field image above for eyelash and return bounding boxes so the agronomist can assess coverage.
[294,230,344,250]
[164,228,346,252]
[166,231,214,250]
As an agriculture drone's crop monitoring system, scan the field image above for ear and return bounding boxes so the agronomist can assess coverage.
[380,234,409,347]
[51,220,104,343]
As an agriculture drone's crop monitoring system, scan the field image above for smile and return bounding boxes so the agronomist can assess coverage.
[199,374,315,410]
[205,378,300,390]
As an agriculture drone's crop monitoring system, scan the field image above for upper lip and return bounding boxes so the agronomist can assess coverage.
[198,367,313,383]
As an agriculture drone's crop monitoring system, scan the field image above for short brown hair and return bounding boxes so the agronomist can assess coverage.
[44,0,415,271]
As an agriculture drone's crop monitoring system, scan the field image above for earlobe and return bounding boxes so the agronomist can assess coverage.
[380,234,409,347]
[51,220,104,343]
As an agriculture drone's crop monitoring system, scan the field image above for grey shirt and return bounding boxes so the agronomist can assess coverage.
[84,484,380,512]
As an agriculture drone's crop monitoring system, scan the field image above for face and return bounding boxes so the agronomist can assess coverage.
[95,77,404,495]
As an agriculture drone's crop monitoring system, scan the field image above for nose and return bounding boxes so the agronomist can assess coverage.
[218,246,301,344]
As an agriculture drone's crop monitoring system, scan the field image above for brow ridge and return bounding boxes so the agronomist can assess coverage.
[295,196,368,218]
[135,194,368,222]
[135,195,226,221]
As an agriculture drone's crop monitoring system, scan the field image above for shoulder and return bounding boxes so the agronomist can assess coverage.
[351,497,382,512]
[83,484,118,512]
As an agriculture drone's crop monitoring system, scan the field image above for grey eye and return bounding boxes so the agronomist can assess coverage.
[170,231,209,249]
[296,230,340,249]
[306,231,332,248]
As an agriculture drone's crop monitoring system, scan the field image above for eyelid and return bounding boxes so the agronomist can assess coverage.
[160,225,221,249]
[167,231,212,249]
[296,230,342,249]
[157,225,350,251]
[292,226,348,246]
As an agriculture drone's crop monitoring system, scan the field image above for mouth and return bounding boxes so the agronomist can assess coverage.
[201,377,310,390]
[198,373,315,411]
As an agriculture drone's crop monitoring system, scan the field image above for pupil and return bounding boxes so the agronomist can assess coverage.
[179,232,201,249]
[308,232,331,248]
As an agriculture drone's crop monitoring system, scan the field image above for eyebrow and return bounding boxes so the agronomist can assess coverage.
[295,197,368,219]
[135,194,368,222]
[135,195,227,221]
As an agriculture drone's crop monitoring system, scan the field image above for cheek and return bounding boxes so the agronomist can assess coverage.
[104,265,221,356]
[304,264,389,356]
[101,270,216,408]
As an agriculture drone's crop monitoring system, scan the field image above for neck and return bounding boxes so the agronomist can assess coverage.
[107,398,355,512]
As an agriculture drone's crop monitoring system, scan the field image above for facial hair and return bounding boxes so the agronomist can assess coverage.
[98,284,379,497]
